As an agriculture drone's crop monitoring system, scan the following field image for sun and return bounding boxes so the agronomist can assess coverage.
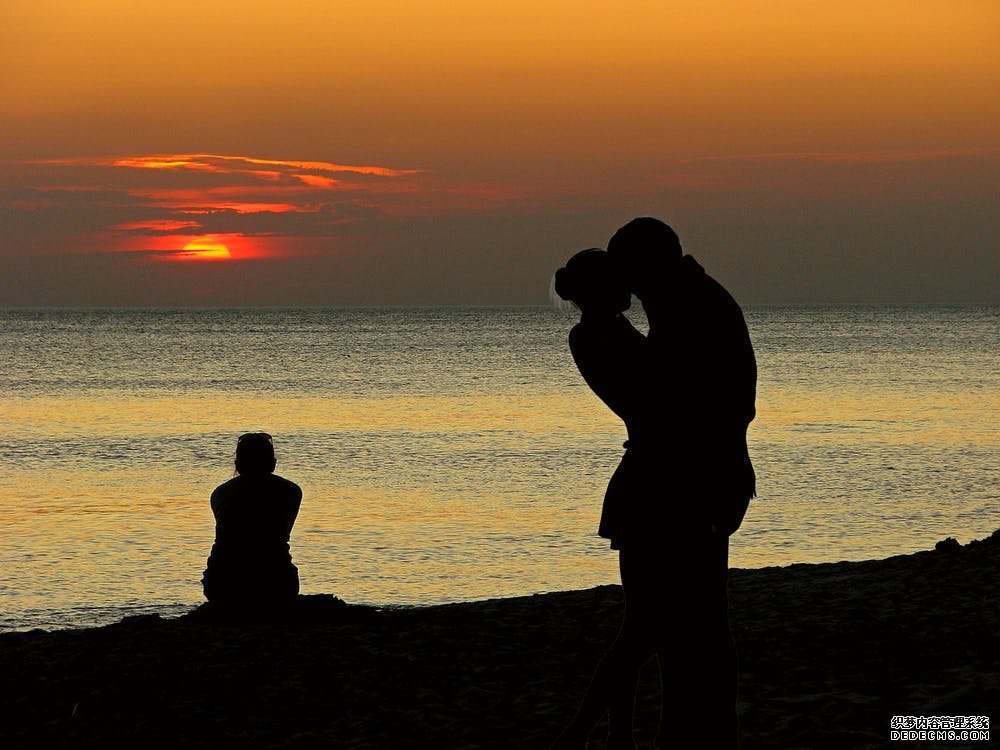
[178,237,232,261]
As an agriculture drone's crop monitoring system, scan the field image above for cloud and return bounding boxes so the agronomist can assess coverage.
[33,153,421,178]
[0,187,164,237]
[4,153,422,260]
[294,174,340,188]
[116,202,382,237]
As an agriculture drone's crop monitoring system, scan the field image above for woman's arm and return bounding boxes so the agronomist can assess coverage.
[284,482,303,536]
[209,483,228,521]
[568,322,648,424]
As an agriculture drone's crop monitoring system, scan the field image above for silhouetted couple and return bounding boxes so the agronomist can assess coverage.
[553,218,756,750]
[201,432,302,611]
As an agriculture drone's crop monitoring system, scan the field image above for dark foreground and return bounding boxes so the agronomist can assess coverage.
[2,532,998,750]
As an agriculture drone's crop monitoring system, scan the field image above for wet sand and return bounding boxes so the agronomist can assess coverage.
[2,531,997,749]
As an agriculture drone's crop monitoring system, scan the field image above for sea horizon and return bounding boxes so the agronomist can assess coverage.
[2,301,995,310]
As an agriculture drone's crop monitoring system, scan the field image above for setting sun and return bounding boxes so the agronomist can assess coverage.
[178,238,231,261]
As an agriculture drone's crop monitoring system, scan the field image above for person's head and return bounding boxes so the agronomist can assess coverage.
[553,248,630,318]
[607,217,682,300]
[234,432,276,476]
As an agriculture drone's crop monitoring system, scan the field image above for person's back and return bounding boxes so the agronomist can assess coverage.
[211,474,299,551]
[654,254,756,530]
[657,256,755,425]
[202,433,302,608]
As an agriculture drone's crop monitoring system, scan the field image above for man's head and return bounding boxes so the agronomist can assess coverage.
[607,217,682,300]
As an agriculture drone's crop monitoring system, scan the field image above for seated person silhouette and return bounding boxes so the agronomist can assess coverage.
[201,432,302,610]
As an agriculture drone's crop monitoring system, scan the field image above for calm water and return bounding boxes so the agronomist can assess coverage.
[1,306,997,631]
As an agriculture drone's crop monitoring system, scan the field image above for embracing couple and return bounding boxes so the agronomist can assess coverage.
[552,218,757,750]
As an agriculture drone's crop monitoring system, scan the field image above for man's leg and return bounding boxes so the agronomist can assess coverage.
[655,532,738,749]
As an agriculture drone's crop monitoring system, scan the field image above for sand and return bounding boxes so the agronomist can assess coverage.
[1,531,997,749]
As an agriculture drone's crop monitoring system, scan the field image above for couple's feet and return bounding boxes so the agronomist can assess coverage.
[550,731,637,750]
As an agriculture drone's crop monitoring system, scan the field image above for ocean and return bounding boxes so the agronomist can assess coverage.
[1,305,997,631]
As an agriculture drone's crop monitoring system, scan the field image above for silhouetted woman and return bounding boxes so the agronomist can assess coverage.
[551,249,657,750]
[201,432,302,609]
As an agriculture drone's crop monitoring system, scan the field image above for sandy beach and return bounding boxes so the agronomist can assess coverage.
[2,530,996,749]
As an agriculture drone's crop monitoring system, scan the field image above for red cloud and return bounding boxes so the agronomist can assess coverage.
[16,153,423,261]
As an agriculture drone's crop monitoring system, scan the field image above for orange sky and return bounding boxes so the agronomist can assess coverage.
[1,1,997,303]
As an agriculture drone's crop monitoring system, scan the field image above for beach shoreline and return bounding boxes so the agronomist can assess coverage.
[2,530,997,749]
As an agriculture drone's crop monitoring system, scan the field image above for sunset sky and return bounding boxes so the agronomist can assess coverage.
[2,1,997,305]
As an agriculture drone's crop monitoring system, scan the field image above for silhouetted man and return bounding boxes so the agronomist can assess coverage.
[607,217,756,749]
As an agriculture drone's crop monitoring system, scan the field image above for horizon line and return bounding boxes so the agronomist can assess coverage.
[0,301,995,312]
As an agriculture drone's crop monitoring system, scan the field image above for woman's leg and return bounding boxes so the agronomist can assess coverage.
[552,546,656,749]
[606,668,640,749]
[552,615,653,748]
[606,543,657,748]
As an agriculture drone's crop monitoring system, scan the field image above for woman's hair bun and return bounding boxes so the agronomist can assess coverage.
[553,265,577,302]
[553,248,614,304]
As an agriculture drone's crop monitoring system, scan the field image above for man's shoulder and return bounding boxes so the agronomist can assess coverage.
[687,264,744,323]
[682,256,734,303]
